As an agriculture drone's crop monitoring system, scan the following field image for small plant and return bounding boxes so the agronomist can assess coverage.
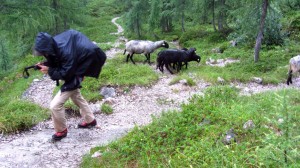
[156,98,175,105]
[169,76,196,86]
[101,104,113,115]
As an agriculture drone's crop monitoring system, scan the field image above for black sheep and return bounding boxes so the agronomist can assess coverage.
[156,48,201,74]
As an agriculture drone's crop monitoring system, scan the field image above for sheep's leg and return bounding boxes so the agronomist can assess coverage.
[126,54,130,63]
[129,54,135,64]
[159,62,164,73]
[166,63,174,74]
[177,62,182,72]
[161,60,165,73]
[148,54,151,64]
[185,62,188,69]
[172,63,177,70]
[287,70,293,85]
[156,61,159,69]
[145,54,151,64]
[143,54,148,63]
[159,61,164,73]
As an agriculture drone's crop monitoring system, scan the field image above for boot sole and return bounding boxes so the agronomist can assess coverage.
[52,134,67,141]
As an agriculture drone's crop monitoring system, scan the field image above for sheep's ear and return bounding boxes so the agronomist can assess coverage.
[190,48,196,52]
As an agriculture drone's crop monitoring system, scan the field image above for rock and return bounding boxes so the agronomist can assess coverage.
[207,58,217,64]
[217,77,225,84]
[217,59,224,64]
[103,97,117,105]
[89,103,101,113]
[230,40,237,47]
[179,79,188,85]
[100,87,116,98]
[222,128,236,145]
[91,151,102,158]
[211,48,222,53]
[199,118,210,126]
[251,77,263,84]
[243,120,255,130]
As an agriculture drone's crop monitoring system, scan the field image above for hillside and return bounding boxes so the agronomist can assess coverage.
[0,17,299,168]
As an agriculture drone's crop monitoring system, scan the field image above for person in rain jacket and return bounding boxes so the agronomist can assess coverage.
[34,29,106,141]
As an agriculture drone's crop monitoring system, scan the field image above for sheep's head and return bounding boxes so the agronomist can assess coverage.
[161,41,169,48]
[193,54,201,63]
[188,48,201,63]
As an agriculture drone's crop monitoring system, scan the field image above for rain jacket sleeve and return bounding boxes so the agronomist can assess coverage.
[48,54,74,81]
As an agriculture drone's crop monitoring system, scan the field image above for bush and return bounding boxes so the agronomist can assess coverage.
[179,28,208,45]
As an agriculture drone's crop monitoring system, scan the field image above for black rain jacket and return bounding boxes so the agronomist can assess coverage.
[34,29,106,92]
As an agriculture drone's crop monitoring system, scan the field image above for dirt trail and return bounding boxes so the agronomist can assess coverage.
[0,17,299,168]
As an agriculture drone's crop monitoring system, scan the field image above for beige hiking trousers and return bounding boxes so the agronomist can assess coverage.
[50,88,95,132]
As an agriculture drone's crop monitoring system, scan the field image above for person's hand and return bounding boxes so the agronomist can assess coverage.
[37,63,49,74]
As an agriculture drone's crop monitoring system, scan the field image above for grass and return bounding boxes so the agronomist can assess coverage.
[101,104,113,115]
[0,55,50,133]
[81,87,300,167]
[79,14,300,167]
[81,54,158,102]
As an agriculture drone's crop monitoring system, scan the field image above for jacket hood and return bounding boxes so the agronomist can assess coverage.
[34,32,56,55]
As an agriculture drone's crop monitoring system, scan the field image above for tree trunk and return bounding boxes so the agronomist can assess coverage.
[181,11,185,32]
[52,0,59,34]
[217,0,226,32]
[212,0,217,31]
[218,13,224,31]
[254,0,268,63]
[0,40,8,71]
[64,19,67,30]
[136,14,141,38]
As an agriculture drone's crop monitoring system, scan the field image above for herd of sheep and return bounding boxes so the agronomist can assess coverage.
[123,39,299,85]
[123,40,200,74]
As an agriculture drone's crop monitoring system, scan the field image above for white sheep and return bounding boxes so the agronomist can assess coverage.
[123,40,169,64]
[287,55,300,85]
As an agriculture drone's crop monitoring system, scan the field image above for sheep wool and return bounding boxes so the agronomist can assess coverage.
[287,55,300,85]
[124,40,169,64]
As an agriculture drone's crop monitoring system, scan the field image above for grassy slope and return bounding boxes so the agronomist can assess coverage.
[81,87,300,167]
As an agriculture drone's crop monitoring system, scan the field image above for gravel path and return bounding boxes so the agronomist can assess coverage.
[0,17,299,168]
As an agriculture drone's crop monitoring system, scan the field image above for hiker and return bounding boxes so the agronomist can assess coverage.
[33,29,106,141]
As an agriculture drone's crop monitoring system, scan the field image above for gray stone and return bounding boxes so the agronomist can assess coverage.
[103,97,117,105]
[179,79,188,85]
[91,151,102,158]
[199,118,210,126]
[251,77,263,84]
[243,120,255,130]
[211,48,222,53]
[230,40,237,47]
[222,128,236,145]
[217,77,225,84]
[100,87,116,98]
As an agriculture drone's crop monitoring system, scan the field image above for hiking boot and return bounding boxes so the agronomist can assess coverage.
[52,128,67,141]
[78,119,97,128]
